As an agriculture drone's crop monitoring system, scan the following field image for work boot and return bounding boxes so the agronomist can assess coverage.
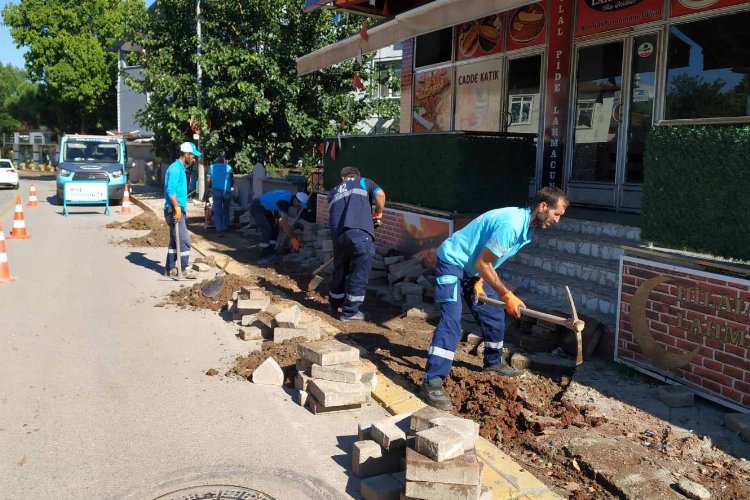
[165,267,178,277]
[419,377,454,411]
[182,268,198,279]
[483,357,522,377]
[257,254,277,266]
[340,311,369,322]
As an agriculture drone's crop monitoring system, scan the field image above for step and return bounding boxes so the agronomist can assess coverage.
[554,217,641,242]
[510,246,620,288]
[530,229,634,262]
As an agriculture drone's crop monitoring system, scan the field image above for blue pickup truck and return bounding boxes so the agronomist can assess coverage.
[55,134,128,203]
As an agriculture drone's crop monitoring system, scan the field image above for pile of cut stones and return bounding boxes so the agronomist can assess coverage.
[353,406,490,499]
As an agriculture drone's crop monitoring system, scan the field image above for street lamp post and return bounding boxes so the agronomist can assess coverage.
[196,0,205,202]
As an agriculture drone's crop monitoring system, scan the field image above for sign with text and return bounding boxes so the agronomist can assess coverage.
[454,59,503,132]
[617,256,750,411]
[670,0,748,18]
[541,0,572,188]
[506,2,547,51]
[576,0,664,37]
[63,181,110,216]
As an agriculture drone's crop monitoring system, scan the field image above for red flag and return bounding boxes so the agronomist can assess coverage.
[330,142,337,161]
[382,0,390,17]
[360,22,369,41]
[341,119,346,131]
[352,71,365,91]
[316,143,325,155]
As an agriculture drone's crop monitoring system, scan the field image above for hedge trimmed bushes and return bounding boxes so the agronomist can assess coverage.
[643,125,750,260]
[322,132,534,214]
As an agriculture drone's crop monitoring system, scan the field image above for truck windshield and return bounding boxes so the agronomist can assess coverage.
[63,142,120,163]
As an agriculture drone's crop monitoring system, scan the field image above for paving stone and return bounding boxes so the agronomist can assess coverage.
[675,478,711,500]
[311,362,362,384]
[560,319,603,361]
[657,384,695,408]
[510,352,532,370]
[410,406,451,434]
[531,324,559,341]
[192,262,211,272]
[307,394,362,414]
[529,352,577,375]
[238,326,262,341]
[361,371,378,392]
[252,357,283,385]
[274,327,318,343]
[274,305,301,328]
[415,426,464,462]
[298,339,360,366]
[295,390,308,407]
[264,303,284,316]
[404,479,481,500]
[294,371,312,391]
[371,414,410,450]
[725,413,750,441]
[384,255,404,266]
[232,291,239,301]
[358,422,372,441]
[236,297,271,315]
[361,472,404,500]
[238,338,262,353]
[352,440,402,478]
[404,304,440,320]
[240,285,260,295]
[296,358,314,372]
[308,378,367,407]
[405,447,482,486]
[226,300,236,313]
[428,416,479,451]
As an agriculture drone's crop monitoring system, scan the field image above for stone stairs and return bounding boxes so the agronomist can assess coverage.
[500,217,641,328]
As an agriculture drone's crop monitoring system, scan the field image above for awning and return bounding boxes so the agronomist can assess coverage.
[297,0,534,75]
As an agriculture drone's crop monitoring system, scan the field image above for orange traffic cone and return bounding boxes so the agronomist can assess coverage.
[120,184,133,214]
[8,193,31,239]
[27,182,39,207]
[0,222,17,282]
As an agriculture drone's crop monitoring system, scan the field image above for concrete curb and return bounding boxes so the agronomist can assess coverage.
[131,192,562,499]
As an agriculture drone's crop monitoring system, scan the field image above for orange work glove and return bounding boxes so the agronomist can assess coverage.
[372,213,383,229]
[290,237,300,253]
[472,278,486,305]
[502,291,526,319]
[173,205,182,222]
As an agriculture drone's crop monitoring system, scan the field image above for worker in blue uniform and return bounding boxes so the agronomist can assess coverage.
[163,142,201,278]
[207,155,234,237]
[250,189,308,265]
[328,166,386,321]
[420,187,569,411]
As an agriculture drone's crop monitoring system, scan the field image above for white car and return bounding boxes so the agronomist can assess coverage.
[0,159,19,190]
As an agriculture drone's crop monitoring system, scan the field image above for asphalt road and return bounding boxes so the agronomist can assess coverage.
[0,176,388,499]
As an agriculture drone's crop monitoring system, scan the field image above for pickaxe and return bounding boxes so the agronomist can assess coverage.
[476,285,585,365]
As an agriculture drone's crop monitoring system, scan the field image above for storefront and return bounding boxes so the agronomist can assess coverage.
[299,0,750,213]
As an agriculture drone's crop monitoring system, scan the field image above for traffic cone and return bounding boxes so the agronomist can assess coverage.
[27,182,39,207]
[0,222,17,282]
[8,193,31,239]
[120,184,132,214]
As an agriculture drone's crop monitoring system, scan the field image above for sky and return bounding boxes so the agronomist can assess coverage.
[0,0,27,69]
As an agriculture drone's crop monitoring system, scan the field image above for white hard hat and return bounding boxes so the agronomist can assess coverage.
[295,192,309,209]
[179,142,201,157]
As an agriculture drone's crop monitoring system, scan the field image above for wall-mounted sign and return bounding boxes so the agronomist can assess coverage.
[670,0,747,18]
[507,2,547,51]
[576,0,664,37]
[18,133,30,143]
[413,68,453,132]
[617,255,750,411]
[454,59,503,132]
[455,13,505,61]
[541,0,572,188]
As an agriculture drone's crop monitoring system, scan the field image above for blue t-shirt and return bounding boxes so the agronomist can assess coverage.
[163,159,188,210]
[328,177,382,238]
[209,162,233,192]
[259,190,294,215]
[438,207,533,276]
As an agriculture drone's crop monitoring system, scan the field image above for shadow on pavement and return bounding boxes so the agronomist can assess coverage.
[126,251,163,275]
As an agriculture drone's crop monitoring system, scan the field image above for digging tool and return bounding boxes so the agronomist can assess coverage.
[305,256,334,291]
[476,286,584,364]
[275,208,305,250]
[160,216,197,281]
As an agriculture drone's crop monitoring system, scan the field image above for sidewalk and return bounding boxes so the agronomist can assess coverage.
[130,185,563,499]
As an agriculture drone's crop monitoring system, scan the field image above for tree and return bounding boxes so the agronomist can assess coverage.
[128,0,385,173]
[2,0,147,133]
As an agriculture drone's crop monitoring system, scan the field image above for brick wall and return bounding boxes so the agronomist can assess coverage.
[617,255,750,410]
[399,38,414,134]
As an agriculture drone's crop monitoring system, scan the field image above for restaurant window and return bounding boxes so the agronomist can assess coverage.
[375,62,402,99]
[576,100,595,128]
[415,28,453,68]
[509,95,533,125]
[665,11,750,120]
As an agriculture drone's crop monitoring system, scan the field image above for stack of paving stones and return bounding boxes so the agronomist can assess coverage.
[354,406,491,499]
[294,339,378,415]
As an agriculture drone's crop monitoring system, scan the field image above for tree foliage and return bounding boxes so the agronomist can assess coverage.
[129,0,392,173]
[2,0,147,133]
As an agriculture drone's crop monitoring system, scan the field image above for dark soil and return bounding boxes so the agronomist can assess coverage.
[106,210,170,246]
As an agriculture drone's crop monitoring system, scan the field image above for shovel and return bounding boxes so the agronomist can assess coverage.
[305,256,334,291]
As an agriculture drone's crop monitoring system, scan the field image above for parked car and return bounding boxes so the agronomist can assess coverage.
[55,134,128,203]
[0,159,20,190]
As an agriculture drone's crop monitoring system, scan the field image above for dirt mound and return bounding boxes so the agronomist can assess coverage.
[227,340,301,384]
[160,273,255,311]
[106,211,170,247]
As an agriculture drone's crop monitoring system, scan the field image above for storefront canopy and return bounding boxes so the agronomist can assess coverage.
[297,0,534,75]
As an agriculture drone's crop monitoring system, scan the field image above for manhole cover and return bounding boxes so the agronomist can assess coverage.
[153,485,275,500]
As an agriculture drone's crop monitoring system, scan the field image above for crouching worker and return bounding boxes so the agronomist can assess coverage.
[420,187,569,411]
[250,189,308,266]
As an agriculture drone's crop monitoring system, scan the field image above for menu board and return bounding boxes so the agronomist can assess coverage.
[454,59,504,132]
[455,13,505,61]
[670,0,748,17]
[412,68,453,132]
[576,0,665,37]
[506,2,547,51]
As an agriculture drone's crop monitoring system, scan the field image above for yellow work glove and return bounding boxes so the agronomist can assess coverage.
[502,291,526,319]
[173,205,182,222]
[290,237,300,253]
[472,279,486,305]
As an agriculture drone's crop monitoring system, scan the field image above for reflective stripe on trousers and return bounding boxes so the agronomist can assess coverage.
[164,208,191,272]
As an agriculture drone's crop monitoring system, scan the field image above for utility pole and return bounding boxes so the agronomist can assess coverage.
[196,0,205,202]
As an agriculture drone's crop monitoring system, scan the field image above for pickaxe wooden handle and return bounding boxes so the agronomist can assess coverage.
[477,286,584,365]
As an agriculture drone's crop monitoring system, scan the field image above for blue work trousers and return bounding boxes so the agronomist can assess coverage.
[424,258,506,383]
[329,229,375,316]
[211,188,232,232]
[250,199,278,257]
[164,207,191,272]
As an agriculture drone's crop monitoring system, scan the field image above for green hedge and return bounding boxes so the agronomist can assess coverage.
[322,133,534,213]
[643,125,750,260]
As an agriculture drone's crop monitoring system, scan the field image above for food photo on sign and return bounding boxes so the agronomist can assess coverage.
[456,13,504,61]
[507,2,546,49]
[412,68,452,132]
